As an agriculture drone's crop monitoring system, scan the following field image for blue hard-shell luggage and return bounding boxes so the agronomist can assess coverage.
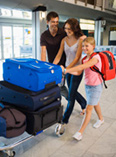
[0,81,61,111]
[3,58,62,92]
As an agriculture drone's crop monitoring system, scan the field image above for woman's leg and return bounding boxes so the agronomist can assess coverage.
[79,105,94,134]
[55,74,74,136]
[94,102,103,120]
[62,74,81,123]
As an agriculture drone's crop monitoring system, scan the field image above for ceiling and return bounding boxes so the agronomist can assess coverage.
[0,0,116,23]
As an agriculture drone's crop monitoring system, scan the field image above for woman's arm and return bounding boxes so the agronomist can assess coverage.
[65,57,99,74]
[66,35,86,69]
[53,38,65,65]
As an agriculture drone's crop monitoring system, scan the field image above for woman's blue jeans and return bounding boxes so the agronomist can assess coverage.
[62,73,87,124]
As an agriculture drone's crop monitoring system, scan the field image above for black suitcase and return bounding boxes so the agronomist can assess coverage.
[21,100,63,135]
[0,81,61,111]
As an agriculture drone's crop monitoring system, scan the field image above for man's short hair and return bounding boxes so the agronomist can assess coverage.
[46,11,59,21]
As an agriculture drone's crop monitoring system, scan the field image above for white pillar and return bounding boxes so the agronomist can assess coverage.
[32,8,47,59]
[94,20,102,46]
[94,20,98,46]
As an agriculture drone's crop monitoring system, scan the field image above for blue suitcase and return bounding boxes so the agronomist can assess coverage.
[0,81,61,111]
[3,58,62,92]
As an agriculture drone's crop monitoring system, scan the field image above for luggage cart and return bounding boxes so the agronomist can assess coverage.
[0,131,43,157]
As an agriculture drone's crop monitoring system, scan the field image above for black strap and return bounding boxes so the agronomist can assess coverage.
[0,106,26,130]
[90,65,107,88]
[82,53,107,88]
[7,121,26,131]
[7,108,20,124]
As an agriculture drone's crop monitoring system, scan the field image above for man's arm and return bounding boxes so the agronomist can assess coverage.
[41,46,47,61]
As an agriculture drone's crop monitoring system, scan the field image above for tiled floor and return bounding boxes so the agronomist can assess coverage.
[0,66,116,157]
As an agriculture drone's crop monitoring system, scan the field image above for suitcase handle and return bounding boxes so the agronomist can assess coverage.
[6,58,61,73]
[25,64,59,73]
[45,81,56,89]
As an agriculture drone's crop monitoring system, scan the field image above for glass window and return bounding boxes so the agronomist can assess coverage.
[0,9,32,19]
[0,26,1,59]
[22,12,32,19]
[12,10,23,18]
[1,9,11,17]
[19,27,32,57]
[13,26,23,57]
[24,27,32,45]
[80,23,94,30]
[3,26,13,59]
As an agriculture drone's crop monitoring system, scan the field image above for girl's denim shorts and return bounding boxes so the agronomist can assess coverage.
[85,83,103,106]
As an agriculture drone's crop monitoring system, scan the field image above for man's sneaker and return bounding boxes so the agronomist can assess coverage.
[73,132,82,141]
[93,119,104,129]
[55,123,66,136]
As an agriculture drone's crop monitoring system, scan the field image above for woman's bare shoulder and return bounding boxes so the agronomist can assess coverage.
[62,36,67,42]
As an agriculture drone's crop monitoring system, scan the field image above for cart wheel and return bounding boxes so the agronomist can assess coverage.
[5,150,15,157]
[9,151,15,157]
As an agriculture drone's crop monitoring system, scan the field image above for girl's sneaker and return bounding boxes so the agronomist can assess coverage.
[93,119,104,128]
[73,132,82,141]
[55,123,66,136]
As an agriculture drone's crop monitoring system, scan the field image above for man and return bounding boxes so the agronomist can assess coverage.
[40,11,68,99]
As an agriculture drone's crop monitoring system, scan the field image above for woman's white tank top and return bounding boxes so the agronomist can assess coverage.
[64,40,81,67]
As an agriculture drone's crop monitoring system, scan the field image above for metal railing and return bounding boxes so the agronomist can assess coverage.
[58,0,116,12]
[105,0,116,12]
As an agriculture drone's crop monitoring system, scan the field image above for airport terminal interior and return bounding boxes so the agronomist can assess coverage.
[0,0,116,156]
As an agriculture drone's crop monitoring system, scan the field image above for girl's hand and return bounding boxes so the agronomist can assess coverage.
[60,65,65,73]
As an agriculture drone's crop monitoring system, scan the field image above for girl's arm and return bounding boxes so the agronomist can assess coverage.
[66,35,86,69]
[65,57,99,74]
[53,38,65,65]
[60,65,79,75]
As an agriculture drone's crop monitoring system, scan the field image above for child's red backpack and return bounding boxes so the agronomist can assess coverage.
[82,51,116,88]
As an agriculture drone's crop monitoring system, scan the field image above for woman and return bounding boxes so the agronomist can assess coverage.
[53,18,87,136]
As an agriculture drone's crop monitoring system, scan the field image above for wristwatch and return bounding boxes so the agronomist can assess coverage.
[64,68,66,74]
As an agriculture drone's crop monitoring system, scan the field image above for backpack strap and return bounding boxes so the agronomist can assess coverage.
[82,56,87,64]
[90,52,107,88]
[82,52,107,88]
[90,65,107,88]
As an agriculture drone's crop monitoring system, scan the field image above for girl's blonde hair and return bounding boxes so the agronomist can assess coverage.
[83,37,95,47]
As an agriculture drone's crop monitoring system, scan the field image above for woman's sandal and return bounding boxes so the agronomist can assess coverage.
[80,110,85,115]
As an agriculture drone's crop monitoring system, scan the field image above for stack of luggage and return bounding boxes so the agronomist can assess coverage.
[0,58,63,138]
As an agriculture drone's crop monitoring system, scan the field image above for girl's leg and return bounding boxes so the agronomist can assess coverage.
[73,105,93,140]
[94,102,103,121]
[79,105,94,134]
[93,103,104,128]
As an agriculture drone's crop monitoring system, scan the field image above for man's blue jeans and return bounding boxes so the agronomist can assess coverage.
[62,73,87,124]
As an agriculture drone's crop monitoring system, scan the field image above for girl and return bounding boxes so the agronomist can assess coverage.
[62,37,104,140]
[53,18,87,136]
